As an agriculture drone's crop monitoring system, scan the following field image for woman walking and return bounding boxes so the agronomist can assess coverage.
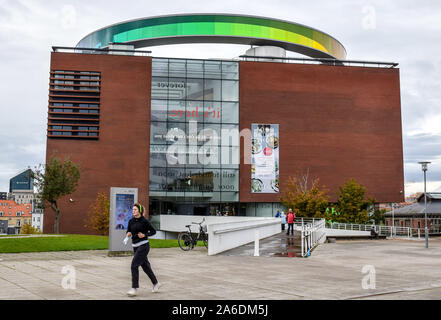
[126,203,161,297]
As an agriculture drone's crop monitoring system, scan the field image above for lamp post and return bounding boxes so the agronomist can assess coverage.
[418,161,431,249]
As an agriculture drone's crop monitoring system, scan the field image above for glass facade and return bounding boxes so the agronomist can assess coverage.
[149,58,240,216]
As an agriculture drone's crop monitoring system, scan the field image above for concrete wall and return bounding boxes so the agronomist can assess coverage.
[156,215,280,255]
[206,217,280,255]
[325,229,370,237]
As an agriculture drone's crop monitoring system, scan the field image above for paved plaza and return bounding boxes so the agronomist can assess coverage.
[1,235,441,300]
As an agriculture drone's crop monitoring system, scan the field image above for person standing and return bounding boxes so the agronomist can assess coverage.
[126,203,161,297]
[281,211,287,231]
[286,209,295,236]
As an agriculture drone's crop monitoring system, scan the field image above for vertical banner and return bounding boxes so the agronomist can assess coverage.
[251,124,279,193]
[109,187,138,253]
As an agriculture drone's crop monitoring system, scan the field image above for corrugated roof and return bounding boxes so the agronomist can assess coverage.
[385,201,441,216]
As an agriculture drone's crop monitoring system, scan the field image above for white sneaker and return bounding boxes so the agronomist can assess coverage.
[127,288,137,297]
[152,282,162,293]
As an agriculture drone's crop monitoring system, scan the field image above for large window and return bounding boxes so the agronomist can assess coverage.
[150,58,239,203]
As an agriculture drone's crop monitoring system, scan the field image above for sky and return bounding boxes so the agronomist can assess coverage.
[0,0,440,197]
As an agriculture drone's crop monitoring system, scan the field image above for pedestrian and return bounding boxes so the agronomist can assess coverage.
[286,209,295,236]
[281,211,287,231]
[125,203,161,297]
[370,226,379,239]
[275,210,281,218]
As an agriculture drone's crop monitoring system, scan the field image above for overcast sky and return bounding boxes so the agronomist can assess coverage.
[1,0,440,197]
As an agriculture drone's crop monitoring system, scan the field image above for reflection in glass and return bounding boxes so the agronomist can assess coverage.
[186,78,204,100]
[150,167,167,191]
[152,59,169,77]
[151,77,168,99]
[168,100,186,122]
[151,99,168,121]
[187,60,204,78]
[203,102,221,123]
[169,59,186,78]
[222,80,239,102]
[221,102,239,124]
[168,77,186,100]
[222,61,239,80]
[150,122,167,145]
[167,168,187,192]
[204,61,222,79]
[204,79,221,101]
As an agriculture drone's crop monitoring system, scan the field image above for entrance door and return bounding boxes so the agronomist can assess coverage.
[193,206,207,216]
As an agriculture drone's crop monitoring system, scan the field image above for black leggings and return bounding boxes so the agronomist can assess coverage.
[287,223,294,235]
[131,242,158,289]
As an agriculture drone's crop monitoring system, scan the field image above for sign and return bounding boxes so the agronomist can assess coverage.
[109,187,138,253]
[251,124,279,193]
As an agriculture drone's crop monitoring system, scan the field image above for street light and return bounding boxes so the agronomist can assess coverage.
[418,161,431,249]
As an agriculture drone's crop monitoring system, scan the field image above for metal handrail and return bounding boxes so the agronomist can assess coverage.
[52,46,152,56]
[300,218,326,257]
[239,55,398,68]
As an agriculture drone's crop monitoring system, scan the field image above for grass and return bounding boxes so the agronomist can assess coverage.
[0,234,199,253]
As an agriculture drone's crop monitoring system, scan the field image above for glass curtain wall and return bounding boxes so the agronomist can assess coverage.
[150,58,239,215]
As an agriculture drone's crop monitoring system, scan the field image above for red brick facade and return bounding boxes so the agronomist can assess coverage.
[239,61,404,203]
[44,53,404,234]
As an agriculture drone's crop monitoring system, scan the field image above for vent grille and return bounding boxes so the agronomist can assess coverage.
[48,70,101,139]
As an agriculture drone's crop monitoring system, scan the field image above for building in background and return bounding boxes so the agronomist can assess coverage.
[0,200,33,234]
[9,168,36,205]
[44,14,404,234]
[385,193,441,232]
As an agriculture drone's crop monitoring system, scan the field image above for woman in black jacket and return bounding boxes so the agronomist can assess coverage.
[126,203,161,297]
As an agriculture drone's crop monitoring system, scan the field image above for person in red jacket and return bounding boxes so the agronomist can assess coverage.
[286,209,296,236]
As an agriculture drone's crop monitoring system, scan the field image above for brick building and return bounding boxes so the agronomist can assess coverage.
[0,200,33,234]
[44,14,404,234]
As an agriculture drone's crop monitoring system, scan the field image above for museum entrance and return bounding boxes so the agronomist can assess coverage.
[149,198,240,217]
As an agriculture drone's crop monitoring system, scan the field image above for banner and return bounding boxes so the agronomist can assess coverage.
[251,124,279,193]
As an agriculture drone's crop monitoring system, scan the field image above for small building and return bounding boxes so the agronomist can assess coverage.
[384,192,441,231]
[0,200,33,234]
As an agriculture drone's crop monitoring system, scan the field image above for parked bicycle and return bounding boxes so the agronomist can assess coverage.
[178,218,208,251]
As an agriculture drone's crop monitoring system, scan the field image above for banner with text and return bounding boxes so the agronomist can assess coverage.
[251,124,279,193]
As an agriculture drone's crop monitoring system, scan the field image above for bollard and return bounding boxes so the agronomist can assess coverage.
[254,229,259,257]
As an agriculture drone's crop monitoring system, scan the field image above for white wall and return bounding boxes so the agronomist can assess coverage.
[157,215,281,255]
[159,215,267,233]
[207,218,280,255]
[325,229,370,237]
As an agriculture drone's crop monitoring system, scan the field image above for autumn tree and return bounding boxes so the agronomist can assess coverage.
[85,193,110,235]
[334,179,375,224]
[280,171,331,219]
[32,156,81,234]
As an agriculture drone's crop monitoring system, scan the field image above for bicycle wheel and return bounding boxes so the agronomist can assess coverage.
[201,232,208,248]
[178,232,194,251]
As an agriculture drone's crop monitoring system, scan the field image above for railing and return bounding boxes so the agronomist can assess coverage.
[239,55,399,68]
[298,219,326,257]
[52,46,152,56]
[326,222,411,238]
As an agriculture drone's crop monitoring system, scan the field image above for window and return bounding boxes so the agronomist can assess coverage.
[150,58,239,204]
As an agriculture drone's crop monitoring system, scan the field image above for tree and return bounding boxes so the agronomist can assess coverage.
[84,193,110,235]
[32,156,81,234]
[371,208,386,225]
[280,171,331,219]
[20,223,42,235]
[334,179,374,224]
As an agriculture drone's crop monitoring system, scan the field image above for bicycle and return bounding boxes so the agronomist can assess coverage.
[178,218,208,251]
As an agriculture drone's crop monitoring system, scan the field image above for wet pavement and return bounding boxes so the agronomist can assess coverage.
[220,231,302,258]
[1,238,441,299]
